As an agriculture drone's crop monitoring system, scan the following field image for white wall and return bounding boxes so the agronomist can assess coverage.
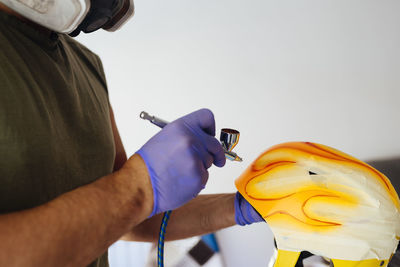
[77,1,400,266]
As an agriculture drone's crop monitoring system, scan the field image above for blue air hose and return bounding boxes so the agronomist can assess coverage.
[157,210,172,267]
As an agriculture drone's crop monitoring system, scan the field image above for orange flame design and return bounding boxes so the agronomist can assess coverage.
[236,142,400,231]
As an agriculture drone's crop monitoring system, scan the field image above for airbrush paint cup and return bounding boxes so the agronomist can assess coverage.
[220,128,242,162]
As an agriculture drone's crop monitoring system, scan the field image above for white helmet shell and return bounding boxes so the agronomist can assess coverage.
[236,142,400,267]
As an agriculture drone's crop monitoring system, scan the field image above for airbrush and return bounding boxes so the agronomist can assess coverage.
[140,111,243,162]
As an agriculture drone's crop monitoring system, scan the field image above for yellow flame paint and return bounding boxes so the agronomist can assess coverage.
[236,142,400,265]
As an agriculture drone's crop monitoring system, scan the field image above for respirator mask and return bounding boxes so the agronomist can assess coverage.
[0,0,134,36]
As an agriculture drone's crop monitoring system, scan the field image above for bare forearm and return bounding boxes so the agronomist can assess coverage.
[123,194,236,242]
[0,155,153,267]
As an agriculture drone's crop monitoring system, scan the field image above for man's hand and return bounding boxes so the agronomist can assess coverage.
[234,192,264,225]
[136,109,226,216]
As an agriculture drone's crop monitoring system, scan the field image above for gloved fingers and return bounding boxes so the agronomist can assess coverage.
[202,134,226,167]
[183,108,216,136]
[186,156,209,196]
[245,201,261,222]
[198,161,209,189]
[234,192,247,226]
[179,109,226,167]
[191,131,226,168]
[191,141,214,169]
[235,192,264,225]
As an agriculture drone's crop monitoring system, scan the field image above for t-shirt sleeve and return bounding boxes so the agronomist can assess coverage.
[93,54,109,95]
[63,35,110,95]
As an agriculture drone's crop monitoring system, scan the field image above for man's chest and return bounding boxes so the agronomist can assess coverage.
[0,58,115,213]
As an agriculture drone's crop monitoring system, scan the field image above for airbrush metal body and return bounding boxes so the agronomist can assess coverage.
[220,128,242,162]
[140,111,242,162]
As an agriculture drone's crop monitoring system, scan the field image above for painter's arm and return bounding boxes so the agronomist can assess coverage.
[122,194,236,242]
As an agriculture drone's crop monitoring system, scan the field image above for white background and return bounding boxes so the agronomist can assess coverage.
[77,0,400,266]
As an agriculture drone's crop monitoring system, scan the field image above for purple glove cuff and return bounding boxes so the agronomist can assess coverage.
[234,192,263,226]
[136,150,158,218]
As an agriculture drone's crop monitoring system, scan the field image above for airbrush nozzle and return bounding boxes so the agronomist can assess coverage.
[225,151,243,162]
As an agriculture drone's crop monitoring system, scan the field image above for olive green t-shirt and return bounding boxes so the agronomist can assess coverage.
[0,11,116,267]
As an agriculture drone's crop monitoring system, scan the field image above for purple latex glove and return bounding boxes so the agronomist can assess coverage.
[234,192,264,225]
[137,109,226,217]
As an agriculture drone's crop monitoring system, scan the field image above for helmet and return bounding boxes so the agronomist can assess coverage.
[0,0,134,35]
[235,142,400,267]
